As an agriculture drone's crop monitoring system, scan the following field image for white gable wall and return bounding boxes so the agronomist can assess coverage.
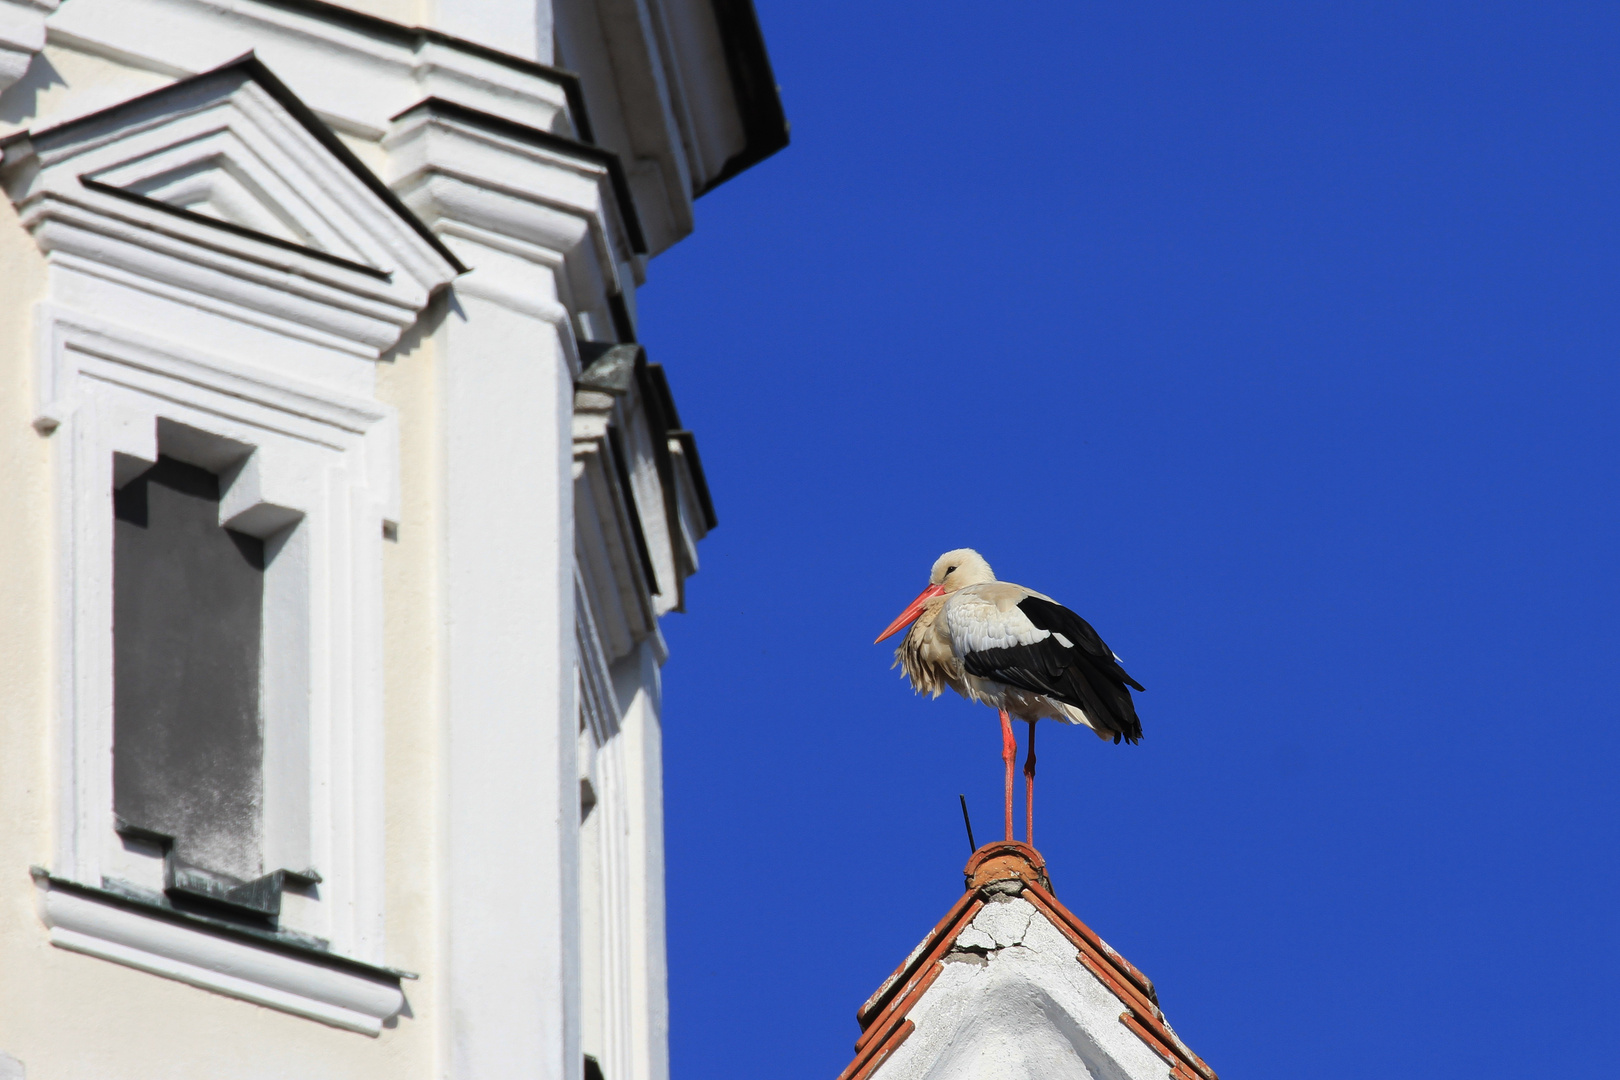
[872,896,1176,1080]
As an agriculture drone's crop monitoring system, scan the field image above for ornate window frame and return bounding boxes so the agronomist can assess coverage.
[3,57,457,1033]
[34,308,396,941]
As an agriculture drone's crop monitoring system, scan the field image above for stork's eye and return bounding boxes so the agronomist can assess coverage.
[946,565,957,574]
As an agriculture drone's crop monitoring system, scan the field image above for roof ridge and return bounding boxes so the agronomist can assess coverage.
[834,844,1218,1080]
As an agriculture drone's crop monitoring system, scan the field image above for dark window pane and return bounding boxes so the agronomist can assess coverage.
[113,455,264,882]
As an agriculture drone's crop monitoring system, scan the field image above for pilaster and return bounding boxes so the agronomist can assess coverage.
[388,95,612,1080]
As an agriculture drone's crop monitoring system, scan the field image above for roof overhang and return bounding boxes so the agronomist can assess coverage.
[699,0,790,193]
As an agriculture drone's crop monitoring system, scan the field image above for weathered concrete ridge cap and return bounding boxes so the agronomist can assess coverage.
[963,840,1051,893]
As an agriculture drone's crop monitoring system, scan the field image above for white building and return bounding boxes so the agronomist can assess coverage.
[839,843,1218,1080]
[0,1,784,1077]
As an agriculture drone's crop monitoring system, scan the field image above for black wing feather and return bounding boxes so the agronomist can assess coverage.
[960,596,1144,744]
[1018,596,1144,691]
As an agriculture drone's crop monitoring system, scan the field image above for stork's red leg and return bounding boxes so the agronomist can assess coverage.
[1000,709,1015,841]
[1024,719,1037,848]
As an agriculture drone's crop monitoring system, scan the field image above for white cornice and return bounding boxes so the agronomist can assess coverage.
[43,0,580,142]
[22,199,422,357]
[38,878,406,1035]
[0,0,54,93]
[386,102,640,309]
[10,0,783,267]
[3,62,460,358]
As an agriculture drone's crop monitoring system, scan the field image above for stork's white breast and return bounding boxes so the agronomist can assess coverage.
[943,587,1051,655]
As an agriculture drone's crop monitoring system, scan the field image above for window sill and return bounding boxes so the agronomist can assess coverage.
[32,870,410,1035]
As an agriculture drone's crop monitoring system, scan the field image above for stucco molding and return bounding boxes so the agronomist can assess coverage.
[2,58,459,360]
[576,571,624,749]
[0,0,54,94]
[385,98,642,332]
[37,877,405,1035]
[40,0,785,259]
[572,343,710,652]
[43,0,582,142]
[35,306,396,987]
[574,423,660,663]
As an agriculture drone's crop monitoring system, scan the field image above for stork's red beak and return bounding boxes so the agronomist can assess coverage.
[875,583,946,643]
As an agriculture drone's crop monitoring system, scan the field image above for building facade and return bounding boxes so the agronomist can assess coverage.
[0,2,784,1077]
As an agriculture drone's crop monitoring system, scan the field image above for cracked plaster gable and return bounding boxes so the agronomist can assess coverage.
[876,897,1173,1080]
[843,844,1215,1080]
[953,896,1033,954]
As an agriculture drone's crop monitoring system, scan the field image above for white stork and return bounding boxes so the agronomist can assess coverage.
[875,549,1143,845]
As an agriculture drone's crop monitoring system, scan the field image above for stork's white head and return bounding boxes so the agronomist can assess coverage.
[875,549,997,643]
[929,548,996,591]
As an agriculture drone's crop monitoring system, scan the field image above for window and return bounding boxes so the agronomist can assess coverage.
[113,456,267,886]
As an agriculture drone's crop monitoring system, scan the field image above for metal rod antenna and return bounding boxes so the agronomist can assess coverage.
[959,794,977,853]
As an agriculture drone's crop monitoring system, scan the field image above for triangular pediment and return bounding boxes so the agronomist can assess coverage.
[7,56,460,312]
[97,149,344,254]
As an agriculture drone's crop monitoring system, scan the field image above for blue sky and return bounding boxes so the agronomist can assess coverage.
[638,3,1620,1077]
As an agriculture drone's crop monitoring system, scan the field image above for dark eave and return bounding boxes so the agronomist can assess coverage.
[670,430,717,531]
[642,364,682,428]
[700,0,790,193]
[577,343,719,609]
[608,293,638,342]
[390,98,648,255]
[29,54,467,275]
